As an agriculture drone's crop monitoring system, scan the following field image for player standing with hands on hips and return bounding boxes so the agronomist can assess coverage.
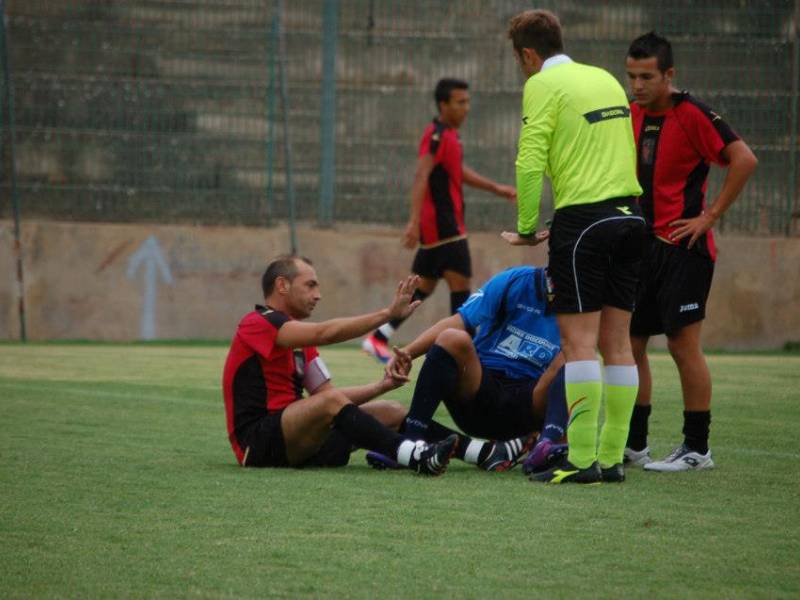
[502,10,645,484]
[623,32,757,472]
[362,78,516,363]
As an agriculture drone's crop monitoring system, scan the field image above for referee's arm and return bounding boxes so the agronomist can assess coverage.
[516,79,557,236]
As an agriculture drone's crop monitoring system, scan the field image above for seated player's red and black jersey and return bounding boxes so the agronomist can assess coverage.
[630,91,740,261]
[222,305,318,464]
[418,118,465,248]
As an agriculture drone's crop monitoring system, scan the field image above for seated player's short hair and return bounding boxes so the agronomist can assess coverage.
[262,255,313,297]
[434,78,469,107]
[628,31,674,72]
[507,10,564,59]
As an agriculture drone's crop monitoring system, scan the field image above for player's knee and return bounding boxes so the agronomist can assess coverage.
[666,336,702,366]
[318,389,351,418]
[435,328,472,354]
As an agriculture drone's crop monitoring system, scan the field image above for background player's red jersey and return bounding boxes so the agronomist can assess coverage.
[630,92,739,261]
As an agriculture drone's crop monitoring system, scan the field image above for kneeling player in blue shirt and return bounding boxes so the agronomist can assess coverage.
[380,266,568,473]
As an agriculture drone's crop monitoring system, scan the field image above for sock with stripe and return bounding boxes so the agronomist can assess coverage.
[402,344,459,438]
[564,360,602,469]
[373,289,430,342]
[598,365,639,468]
[541,365,567,442]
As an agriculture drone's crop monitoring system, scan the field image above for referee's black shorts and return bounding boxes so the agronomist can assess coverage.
[412,237,472,279]
[444,369,540,440]
[548,197,646,314]
[630,236,715,337]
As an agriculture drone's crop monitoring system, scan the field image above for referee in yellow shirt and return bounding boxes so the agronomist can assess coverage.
[503,10,645,484]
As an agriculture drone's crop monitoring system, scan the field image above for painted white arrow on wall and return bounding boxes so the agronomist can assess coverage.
[126,235,173,340]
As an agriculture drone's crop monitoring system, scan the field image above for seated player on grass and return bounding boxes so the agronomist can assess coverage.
[222,255,458,476]
[371,265,570,474]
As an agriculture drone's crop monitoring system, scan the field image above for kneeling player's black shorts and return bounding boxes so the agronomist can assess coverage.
[239,411,353,469]
[444,369,539,440]
[548,197,646,313]
[412,237,472,279]
[630,237,715,337]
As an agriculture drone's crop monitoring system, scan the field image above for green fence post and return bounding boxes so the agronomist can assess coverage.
[318,0,337,227]
[790,0,799,235]
[276,0,298,253]
[0,0,26,341]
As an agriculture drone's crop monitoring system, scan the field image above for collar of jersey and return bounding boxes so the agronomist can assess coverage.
[541,54,572,71]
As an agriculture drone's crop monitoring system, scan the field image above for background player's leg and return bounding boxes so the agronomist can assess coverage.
[442,269,470,314]
[626,335,653,462]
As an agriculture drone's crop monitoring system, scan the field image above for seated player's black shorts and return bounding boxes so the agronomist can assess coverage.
[412,237,472,279]
[630,237,715,337]
[548,197,646,313]
[239,410,353,469]
[443,369,539,440]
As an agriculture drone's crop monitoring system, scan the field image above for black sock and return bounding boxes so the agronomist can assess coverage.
[421,420,479,460]
[403,344,460,438]
[450,290,471,314]
[333,403,404,457]
[541,365,567,442]
[683,410,710,454]
[373,289,431,342]
[626,404,651,451]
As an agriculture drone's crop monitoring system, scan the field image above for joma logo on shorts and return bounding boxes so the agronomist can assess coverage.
[679,303,699,313]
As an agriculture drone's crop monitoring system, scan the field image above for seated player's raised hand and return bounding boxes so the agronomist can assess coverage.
[387,275,421,321]
[386,346,413,382]
[500,230,549,246]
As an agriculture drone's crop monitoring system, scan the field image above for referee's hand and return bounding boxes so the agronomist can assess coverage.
[501,230,549,246]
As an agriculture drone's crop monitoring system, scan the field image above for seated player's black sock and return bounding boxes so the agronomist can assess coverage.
[333,403,404,458]
[450,290,471,315]
[373,289,430,342]
[403,344,460,439]
[626,404,652,451]
[418,420,492,463]
[541,365,567,442]
[683,410,710,455]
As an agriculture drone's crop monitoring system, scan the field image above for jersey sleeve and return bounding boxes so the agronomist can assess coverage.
[683,100,740,166]
[457,270,514,330]
[237,310,288,358]
[419,123,446,163]
[516,77,558,235]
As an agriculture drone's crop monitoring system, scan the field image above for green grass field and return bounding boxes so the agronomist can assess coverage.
[1,343,799,599]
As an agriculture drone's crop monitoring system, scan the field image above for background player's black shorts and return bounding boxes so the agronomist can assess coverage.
[548,197,646,313]
[240,411,352,468]
[630,237,715,337]
[412,238,472,279]
[444,369,539,440]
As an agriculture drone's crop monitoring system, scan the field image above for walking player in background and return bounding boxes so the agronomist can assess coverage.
[362,78,516,363]
[222,255,457,475]
[624,32,757,472]
[503,10,645,484]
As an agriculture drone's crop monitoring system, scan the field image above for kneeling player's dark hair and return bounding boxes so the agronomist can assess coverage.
[434,78,469,107]
[262,255,313,297]
[628,31,673,72]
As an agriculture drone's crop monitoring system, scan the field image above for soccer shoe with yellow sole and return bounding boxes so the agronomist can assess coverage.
[600,463,625,483]
[530,458,602,484]
[623,446,652,467]
[479,434,537,472]
[643,444,714,472]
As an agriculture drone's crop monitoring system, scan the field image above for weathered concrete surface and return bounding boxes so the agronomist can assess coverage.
[1,220,798,349]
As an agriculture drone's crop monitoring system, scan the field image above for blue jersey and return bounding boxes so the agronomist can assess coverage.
[457,266,560,381]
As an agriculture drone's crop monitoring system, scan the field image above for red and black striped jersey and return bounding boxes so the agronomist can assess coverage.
[222,305,319,464]
[630,92,739,261]
[418,118,465,247]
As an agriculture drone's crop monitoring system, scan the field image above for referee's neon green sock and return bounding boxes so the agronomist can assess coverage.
[598,365,639,468]
[564,361,602,469]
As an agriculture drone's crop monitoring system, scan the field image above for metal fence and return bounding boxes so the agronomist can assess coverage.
[1,0,798,235]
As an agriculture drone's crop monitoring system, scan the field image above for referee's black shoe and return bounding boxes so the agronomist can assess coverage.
[530,458,602,484]
[601,463,625,483]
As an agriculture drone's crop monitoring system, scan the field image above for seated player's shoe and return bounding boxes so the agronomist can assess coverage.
[601,463,625,483]
[530,457,602,484]
[623,446,652,467]
[361,334,392,364]
[365,451,401,470]
[522,439,569,475]
[479,434,537,472]
[643,444,714,472]
[411,434,458,477]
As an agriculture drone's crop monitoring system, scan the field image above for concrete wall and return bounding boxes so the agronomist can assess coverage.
[1,220,799,349]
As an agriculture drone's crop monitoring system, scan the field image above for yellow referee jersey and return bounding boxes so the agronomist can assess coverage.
[516,58,642,235]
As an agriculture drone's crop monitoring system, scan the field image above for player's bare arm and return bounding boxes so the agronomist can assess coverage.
[402,154,436,249]
[669,140,758,248]
[310,375,405,407]
[462,166,516,202]
[277,276,421,348]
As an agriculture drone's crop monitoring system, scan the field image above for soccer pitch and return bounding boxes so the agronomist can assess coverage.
[1,343,798,599]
